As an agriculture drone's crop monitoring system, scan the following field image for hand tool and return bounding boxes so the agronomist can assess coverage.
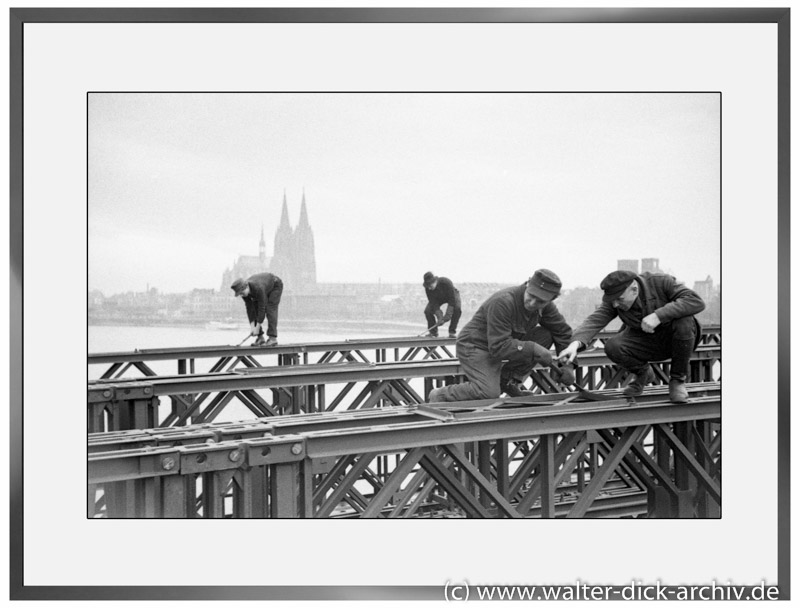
[547,361,576,387]
[417,323,444,337]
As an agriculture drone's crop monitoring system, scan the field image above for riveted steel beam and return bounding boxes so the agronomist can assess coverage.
[88,384,721,519]
[301,398,720,460]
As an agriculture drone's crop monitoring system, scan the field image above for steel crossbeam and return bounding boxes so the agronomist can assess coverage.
[87,359,463,431]
[87,346,720,431]
[88,327,720,380]
[89,384,721,519]
[88,336,459,380]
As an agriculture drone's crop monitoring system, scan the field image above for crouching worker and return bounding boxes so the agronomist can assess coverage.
[427,269,573,403]
[558,270,705,403]
[231,272,284,347]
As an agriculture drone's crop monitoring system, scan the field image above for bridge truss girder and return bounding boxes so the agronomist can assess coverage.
[87,348,720,433]
[89,392,721,519]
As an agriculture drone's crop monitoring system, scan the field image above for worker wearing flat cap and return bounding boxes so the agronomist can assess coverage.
[422,271,462,338]
[230,272,284,347]
[558,270,705,403]
[428,269,574,403]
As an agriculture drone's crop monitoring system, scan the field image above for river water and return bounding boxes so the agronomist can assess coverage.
[88,324,408,353]
[88,324,434,423]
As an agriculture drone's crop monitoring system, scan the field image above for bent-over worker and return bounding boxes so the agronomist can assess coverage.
[231,272,284,347]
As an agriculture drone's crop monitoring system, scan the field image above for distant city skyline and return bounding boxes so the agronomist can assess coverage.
[89,92,720,295]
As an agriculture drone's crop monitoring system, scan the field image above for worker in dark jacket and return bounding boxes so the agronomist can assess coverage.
[422,271,462,338]
[558,270,705,403]
[231,272,284,346]
[428,269,573,402]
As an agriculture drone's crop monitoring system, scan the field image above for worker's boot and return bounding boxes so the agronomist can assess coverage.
[668,338,694,403]
[252,334,267,347]
[265,337,278,347]
[669,379,689,403]
[622,367,655,397]
[500,376,533,397]
[427,387,447,403]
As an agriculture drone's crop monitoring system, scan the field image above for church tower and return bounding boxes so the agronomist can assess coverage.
[220,190,317,293]
[293,190,317,288]
[258,224,266,262]
[271,191,293,281]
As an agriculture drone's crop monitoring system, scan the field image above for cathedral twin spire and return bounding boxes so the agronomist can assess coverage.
[221,190,316,292]
[271,189,316,288]
[297,190,311,232]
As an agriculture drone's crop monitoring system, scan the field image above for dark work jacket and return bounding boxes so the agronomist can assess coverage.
[458,283,573,364]
[571,272,706,347]
[425,277,459,308]
[242,272,281,325]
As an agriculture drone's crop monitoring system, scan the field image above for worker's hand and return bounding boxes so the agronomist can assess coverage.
[250,323,261,337]
[442,304,454,323]
[641,313,661,334]
[558,341,582,363]
[434,309,444,324]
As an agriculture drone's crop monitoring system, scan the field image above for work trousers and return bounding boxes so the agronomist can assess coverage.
[262,279,283,338]
[424,293,462,336]
[434,327,553,402]
[603,316,699,381]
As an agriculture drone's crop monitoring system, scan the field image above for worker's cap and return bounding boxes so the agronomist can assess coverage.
[600,270,638,303]
[230,278,248,296]
[422,271,437,288]
[526,269,562,301]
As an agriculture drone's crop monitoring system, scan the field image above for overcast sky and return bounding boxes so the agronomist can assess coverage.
[88,92,719,295]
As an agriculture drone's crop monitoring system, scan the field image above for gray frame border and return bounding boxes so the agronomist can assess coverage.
[9,7,789,601]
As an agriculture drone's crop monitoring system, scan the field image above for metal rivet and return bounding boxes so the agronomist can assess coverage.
[291,443,303,455]
[196,454,207,463]
[161,457,175,471]
[102,390,111,398]
[228,450,240,462]
[261,447,271,457]
[144,387,151,394]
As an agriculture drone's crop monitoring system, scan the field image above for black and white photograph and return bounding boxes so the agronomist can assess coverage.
[87,91,721,520]
[10,5,789,603]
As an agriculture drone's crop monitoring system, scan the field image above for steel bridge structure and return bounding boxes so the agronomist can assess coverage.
[89,383,721,519]
[87,329,720,432]
[88,325,720,381]
[87,328,721,519]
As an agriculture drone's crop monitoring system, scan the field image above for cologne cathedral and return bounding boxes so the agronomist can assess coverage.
[220,191,317,293]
